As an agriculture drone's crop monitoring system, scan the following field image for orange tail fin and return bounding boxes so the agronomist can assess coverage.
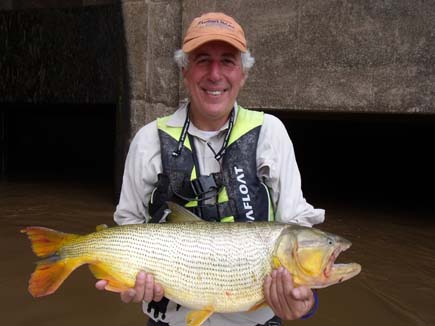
[22,227,83,297]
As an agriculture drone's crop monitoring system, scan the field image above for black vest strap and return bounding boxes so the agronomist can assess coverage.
[190,201,235,222]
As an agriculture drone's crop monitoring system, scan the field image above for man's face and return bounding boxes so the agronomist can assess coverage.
[183,41,246,130]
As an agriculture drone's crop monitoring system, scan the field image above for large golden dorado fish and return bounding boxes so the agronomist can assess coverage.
[22,203,361,326]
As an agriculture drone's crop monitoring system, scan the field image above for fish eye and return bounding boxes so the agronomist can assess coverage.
[327,238,334,245]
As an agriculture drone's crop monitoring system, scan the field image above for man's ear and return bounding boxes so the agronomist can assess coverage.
[181,67,188,88]
[240,72,247,88]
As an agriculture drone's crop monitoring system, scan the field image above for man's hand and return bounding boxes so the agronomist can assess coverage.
[264,267,315,320]
[95,271,164,304]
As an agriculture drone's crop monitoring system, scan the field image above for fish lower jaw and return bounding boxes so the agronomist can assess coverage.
[318,263,362,288]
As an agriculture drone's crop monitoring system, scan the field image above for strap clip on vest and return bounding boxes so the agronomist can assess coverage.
[194,204,220,222]
[191,173,222,197]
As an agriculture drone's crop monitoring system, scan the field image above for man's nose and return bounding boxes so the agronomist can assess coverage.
[208,61,223,81]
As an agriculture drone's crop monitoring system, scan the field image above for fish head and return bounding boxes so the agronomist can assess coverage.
[274,226,361,288]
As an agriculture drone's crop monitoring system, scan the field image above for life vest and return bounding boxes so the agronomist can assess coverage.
[149,106,274,223]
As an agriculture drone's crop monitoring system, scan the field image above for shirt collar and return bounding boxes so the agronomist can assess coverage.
[166,100,239,133]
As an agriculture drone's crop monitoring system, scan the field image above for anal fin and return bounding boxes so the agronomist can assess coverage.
[89,263,131,292]
[248,300,267,312]
[186,306,214,326]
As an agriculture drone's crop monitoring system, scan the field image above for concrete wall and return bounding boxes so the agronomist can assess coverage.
[126,0,435,133]
[2,0,434,132]
[181,0,435,114]
[120,0,181,136]
[0,0,114,11]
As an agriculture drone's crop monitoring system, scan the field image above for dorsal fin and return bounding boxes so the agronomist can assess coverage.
[96,224,108,232]
[166,202,204,223]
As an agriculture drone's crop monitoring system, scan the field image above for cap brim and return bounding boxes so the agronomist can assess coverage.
[183,35,247,53]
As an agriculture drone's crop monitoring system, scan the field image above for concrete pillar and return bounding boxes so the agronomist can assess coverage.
[120,0,181,137]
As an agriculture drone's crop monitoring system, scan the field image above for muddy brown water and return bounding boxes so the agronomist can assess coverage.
[1,180,434,326]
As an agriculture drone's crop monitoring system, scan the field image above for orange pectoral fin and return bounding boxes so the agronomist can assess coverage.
[186,307,214,326]
[89,263,131,293]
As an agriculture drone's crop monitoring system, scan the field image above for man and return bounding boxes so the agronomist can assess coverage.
[96,12,324,326]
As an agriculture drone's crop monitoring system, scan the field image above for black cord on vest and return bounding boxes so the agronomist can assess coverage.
[172,107,191,157]
[172,105,235,161]
[214,108,235,161]
[172,188,217,202]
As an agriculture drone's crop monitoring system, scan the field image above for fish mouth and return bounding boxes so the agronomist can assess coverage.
[323,241,350,278]
[321,242,361,287]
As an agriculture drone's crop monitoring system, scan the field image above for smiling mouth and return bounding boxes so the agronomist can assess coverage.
[203,88,227,96]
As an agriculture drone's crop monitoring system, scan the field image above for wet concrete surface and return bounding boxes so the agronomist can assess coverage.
[1,180,434,326]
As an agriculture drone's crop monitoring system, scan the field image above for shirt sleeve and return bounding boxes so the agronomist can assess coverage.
[257,114,325,227]
[114,121,162,225]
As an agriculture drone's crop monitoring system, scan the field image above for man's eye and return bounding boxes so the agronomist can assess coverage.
[222,59,236,66]
[196,58,209,64]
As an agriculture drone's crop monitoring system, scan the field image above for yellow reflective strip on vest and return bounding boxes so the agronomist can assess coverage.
[191,166,197,180]
[186,167,198,208]
[218,186,228,202]
[157,116,192,151]
[220,216,235,223]
[228,106,263,147]
[217,187,235,222]
[185,201,197,208]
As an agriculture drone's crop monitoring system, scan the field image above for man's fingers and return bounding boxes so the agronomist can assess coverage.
[154,283,164,302]
[95,279,108,291]
[277,268,290,298]
[291,286,311,300]
[143,273,155,303]
[270,269,284,315]
[120,288,136,303]
[281,269,296,310]
[97,271,165,305]
[133,271,147,302]
[293,286,314,316]
[277,268,295,318]
[282,269,293,294]
[263,268,315,320]
[263,274,272,301]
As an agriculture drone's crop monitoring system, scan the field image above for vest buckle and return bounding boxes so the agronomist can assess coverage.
[191,173,222,197]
